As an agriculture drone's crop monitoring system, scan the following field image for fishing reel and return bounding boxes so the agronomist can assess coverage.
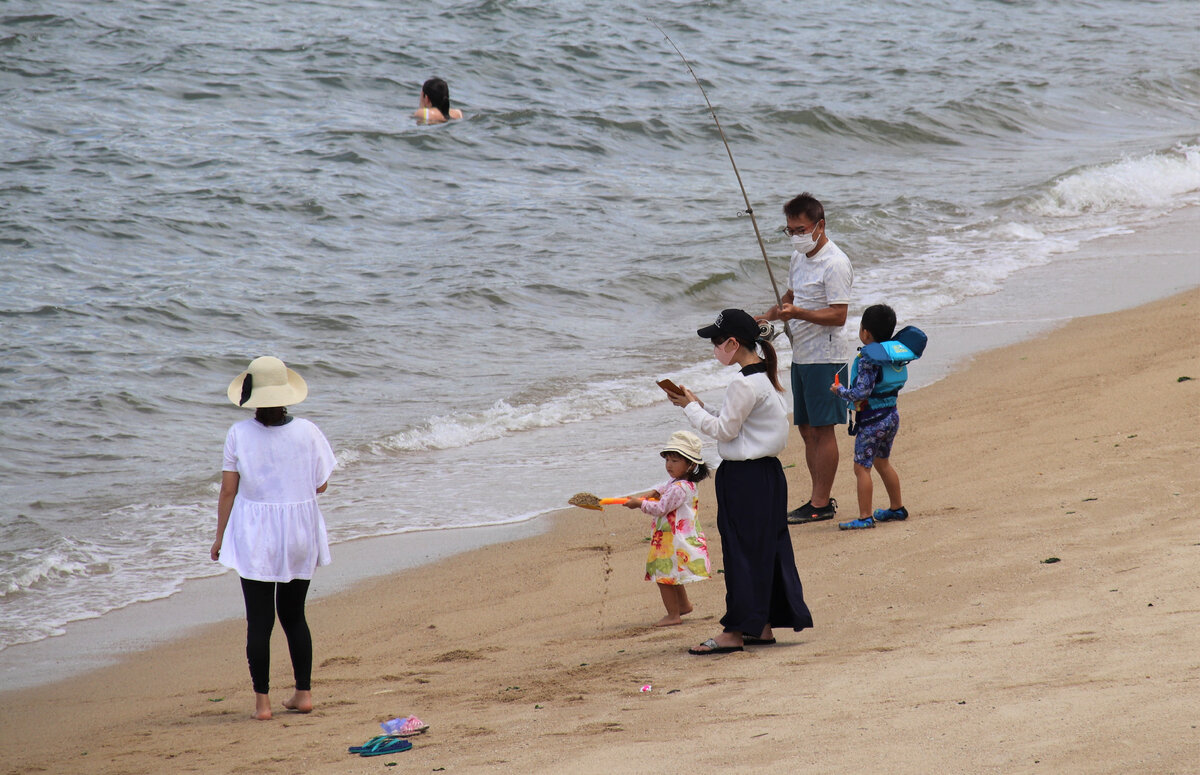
[758,320,784,342]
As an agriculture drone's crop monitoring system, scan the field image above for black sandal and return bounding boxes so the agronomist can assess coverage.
[688,638,744,655]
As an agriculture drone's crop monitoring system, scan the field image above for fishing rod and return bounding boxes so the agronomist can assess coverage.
[651,21,792,343]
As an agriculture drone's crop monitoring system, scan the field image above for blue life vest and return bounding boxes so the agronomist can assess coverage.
[848,325,927,410]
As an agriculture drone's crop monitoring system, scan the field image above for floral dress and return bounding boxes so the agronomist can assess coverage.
[641,478,710,585]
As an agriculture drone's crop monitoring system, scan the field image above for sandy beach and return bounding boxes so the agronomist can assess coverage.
[3,286,1198,774]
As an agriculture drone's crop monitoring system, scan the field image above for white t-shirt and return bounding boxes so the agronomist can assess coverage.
[683,369,789,461]
[219,417,336,582]
[787,238,854,364]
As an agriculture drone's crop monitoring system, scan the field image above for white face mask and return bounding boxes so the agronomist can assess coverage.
[713,338,739,366]
[791,231,818,253]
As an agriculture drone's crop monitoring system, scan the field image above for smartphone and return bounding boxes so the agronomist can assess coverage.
[656,378,683,396]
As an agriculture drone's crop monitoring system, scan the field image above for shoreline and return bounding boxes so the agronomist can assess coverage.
[0,517,550,692]
[0,290,1197,771]
[909,204,1200,388]
[1,205,1197,694]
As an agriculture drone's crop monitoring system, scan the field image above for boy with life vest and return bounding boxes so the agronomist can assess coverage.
[829,304,927,530]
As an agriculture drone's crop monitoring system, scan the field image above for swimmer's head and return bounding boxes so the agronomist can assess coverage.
[421,77,451,116]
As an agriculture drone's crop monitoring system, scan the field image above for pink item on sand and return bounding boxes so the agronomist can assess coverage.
[381,715,429,736]
[395,716,429,736]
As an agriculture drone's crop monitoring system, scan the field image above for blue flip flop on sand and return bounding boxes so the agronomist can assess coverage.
[348,736,413,756]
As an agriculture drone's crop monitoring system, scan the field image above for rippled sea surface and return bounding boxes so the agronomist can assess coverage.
[2,0,1199,651]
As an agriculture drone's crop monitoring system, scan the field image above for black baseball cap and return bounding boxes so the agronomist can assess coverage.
[697,308,759,341]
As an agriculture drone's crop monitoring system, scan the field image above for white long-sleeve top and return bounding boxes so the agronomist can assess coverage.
[682,364,789,461]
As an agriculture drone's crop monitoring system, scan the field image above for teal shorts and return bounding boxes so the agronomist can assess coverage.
[791,363,849,427]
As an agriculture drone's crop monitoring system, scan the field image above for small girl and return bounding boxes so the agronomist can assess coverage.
[623,430,711,627]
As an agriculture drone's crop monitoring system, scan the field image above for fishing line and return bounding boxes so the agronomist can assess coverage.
[651,20,792,343]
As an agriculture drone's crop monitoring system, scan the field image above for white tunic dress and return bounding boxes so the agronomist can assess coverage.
[219,417,336,582]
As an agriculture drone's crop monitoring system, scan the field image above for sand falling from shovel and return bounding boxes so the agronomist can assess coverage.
[566,491,614,631]
[568,492,603,510]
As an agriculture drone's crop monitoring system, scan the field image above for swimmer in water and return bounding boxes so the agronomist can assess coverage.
[414,77,463,124]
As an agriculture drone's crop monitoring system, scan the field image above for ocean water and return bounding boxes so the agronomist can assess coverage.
[2,0,1199,656]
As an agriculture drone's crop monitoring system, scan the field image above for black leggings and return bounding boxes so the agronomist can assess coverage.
[240,577,312,695]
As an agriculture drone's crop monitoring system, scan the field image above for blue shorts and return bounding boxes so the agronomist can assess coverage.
[853,409,899,468]
[791,363,849,427]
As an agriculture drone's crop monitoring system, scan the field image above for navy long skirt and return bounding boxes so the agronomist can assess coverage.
[714,457,813,635]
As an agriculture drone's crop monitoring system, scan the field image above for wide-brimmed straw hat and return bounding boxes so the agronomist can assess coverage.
[227,356,308,408]
[661,430,704,464]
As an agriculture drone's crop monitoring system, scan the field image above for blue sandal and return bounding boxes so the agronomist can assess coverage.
[348,735,391,754]
[360,737,412,757]
[349,735,414,756]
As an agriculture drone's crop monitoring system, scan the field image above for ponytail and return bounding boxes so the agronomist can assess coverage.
[421,77,452,118]
[757,337,784,393]
[733,335,784,393]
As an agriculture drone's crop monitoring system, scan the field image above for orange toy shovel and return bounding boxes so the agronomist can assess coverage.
[568,493,657,511]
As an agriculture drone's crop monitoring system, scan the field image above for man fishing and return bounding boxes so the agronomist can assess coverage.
[758,192,854,524]
[651,28,853,523]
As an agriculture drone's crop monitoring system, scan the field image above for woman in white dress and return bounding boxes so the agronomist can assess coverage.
[210,356,336,720]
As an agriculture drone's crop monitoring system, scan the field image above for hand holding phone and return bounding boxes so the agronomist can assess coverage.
[656,378,683,396]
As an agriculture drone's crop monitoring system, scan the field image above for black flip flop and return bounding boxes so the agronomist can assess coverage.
[742,635,777,645]
[688,638,744,655]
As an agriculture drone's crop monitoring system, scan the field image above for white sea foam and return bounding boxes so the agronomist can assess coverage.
[1030,143,1200,217]
[856,219,1081,330]
[0,549,91,597]
[0,503,222,651]
[373,364,732,454]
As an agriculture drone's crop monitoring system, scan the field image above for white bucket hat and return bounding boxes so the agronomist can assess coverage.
[227,356,308,408]
[661,430,704,465]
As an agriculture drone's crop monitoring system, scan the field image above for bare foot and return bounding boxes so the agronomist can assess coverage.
[253,693,273,721]
[680,605,694,616]
[654,614,684,627]
[283,690,313,713]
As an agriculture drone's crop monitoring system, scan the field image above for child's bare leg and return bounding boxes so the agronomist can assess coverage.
[253,692,273,720]
[677,585,693,616]
[854,462,874,518]
[873,457,902,509]
[283,689,313,713]
[655,583,684,626]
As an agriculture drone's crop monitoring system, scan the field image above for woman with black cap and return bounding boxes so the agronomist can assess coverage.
[210,356,336,719]
[666,309,812,654]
